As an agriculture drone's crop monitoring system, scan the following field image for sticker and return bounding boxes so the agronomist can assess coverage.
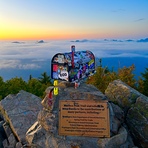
[59,71,68,81]
[54,80,58,95]
[54,80,58,86]
[54,87,58,95]
[53,64,58,71]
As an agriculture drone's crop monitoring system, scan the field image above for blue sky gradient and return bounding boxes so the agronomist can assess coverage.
[0,0,148,40]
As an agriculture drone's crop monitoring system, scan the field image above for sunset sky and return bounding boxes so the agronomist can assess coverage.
[0,0,148,40]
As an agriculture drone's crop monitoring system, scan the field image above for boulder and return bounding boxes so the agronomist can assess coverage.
[127,95,148,148]
[0,90,42,144]
[110,102,124,123]
[98,126,127,148]
[105,79,148,147]
[105,79,141,114]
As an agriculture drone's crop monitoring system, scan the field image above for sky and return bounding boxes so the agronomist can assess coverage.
[0,0,148,40]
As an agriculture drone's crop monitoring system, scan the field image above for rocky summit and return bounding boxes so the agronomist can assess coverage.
[0,80,147,148]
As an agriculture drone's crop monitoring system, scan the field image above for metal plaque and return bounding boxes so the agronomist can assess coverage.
[59,100,110,137]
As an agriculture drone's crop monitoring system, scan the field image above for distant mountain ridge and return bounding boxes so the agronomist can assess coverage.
[71,37,148,43]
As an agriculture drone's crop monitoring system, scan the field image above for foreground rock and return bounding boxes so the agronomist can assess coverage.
[105,79,141,114]
[26,82,135,148]
[1,80,143,147]
[127,96,148,148]
[0,90,42,146]
[105,79,148,148]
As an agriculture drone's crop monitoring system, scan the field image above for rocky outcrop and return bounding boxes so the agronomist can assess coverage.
[105,79,148,148]
[0,90,42,147]
[26,82,135,148]
[1,80,147,147]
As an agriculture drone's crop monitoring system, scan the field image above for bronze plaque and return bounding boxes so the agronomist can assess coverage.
[59,100,110,137]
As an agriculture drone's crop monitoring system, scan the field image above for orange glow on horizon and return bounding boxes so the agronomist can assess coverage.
[0,21,119,40]
[0,24,140,41]
[0,31,103,41]
[0,28,120,41]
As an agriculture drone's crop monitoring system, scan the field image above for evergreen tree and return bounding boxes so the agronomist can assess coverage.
[5,77,27,96]
[27,78,43,97]
[0,76,6,100]
[141,67,148,96]
[27,78,49,98]
[38,72,52,85]
[29,74,32,80]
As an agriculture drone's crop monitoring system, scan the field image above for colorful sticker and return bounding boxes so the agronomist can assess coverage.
[53,80,58,95]
[58,71,69,81]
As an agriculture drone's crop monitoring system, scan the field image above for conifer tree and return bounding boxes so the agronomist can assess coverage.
[0,76,6,100]
[5,77,27,96]
[141,67,148,96]
[38,72,52,85]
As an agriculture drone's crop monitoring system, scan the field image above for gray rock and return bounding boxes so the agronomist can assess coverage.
[0,90,42,144]
[38,109,57,133]
[26,121,40,144]
[16,142,23,148]
[127,95,148,148]
[106,79,148,147]
[105,79,141,114]
[110,102,125,123]
[98,126,127,148]
[3,122,12,138]
[8,133,17,147]
[26,123,47,148]
[0,120,6,148]
[2,139,9,148]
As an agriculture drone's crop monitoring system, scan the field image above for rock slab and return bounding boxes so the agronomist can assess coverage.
[0,90,42,144]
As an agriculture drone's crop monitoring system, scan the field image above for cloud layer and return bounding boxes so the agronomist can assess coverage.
[0,59,41,69]
[0,39,148,70]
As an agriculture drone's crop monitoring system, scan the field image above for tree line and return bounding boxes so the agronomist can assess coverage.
[0,63,148,101]
[0,72,53,100]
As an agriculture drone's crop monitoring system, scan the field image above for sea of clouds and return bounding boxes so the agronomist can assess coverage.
[0,39,148,81]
